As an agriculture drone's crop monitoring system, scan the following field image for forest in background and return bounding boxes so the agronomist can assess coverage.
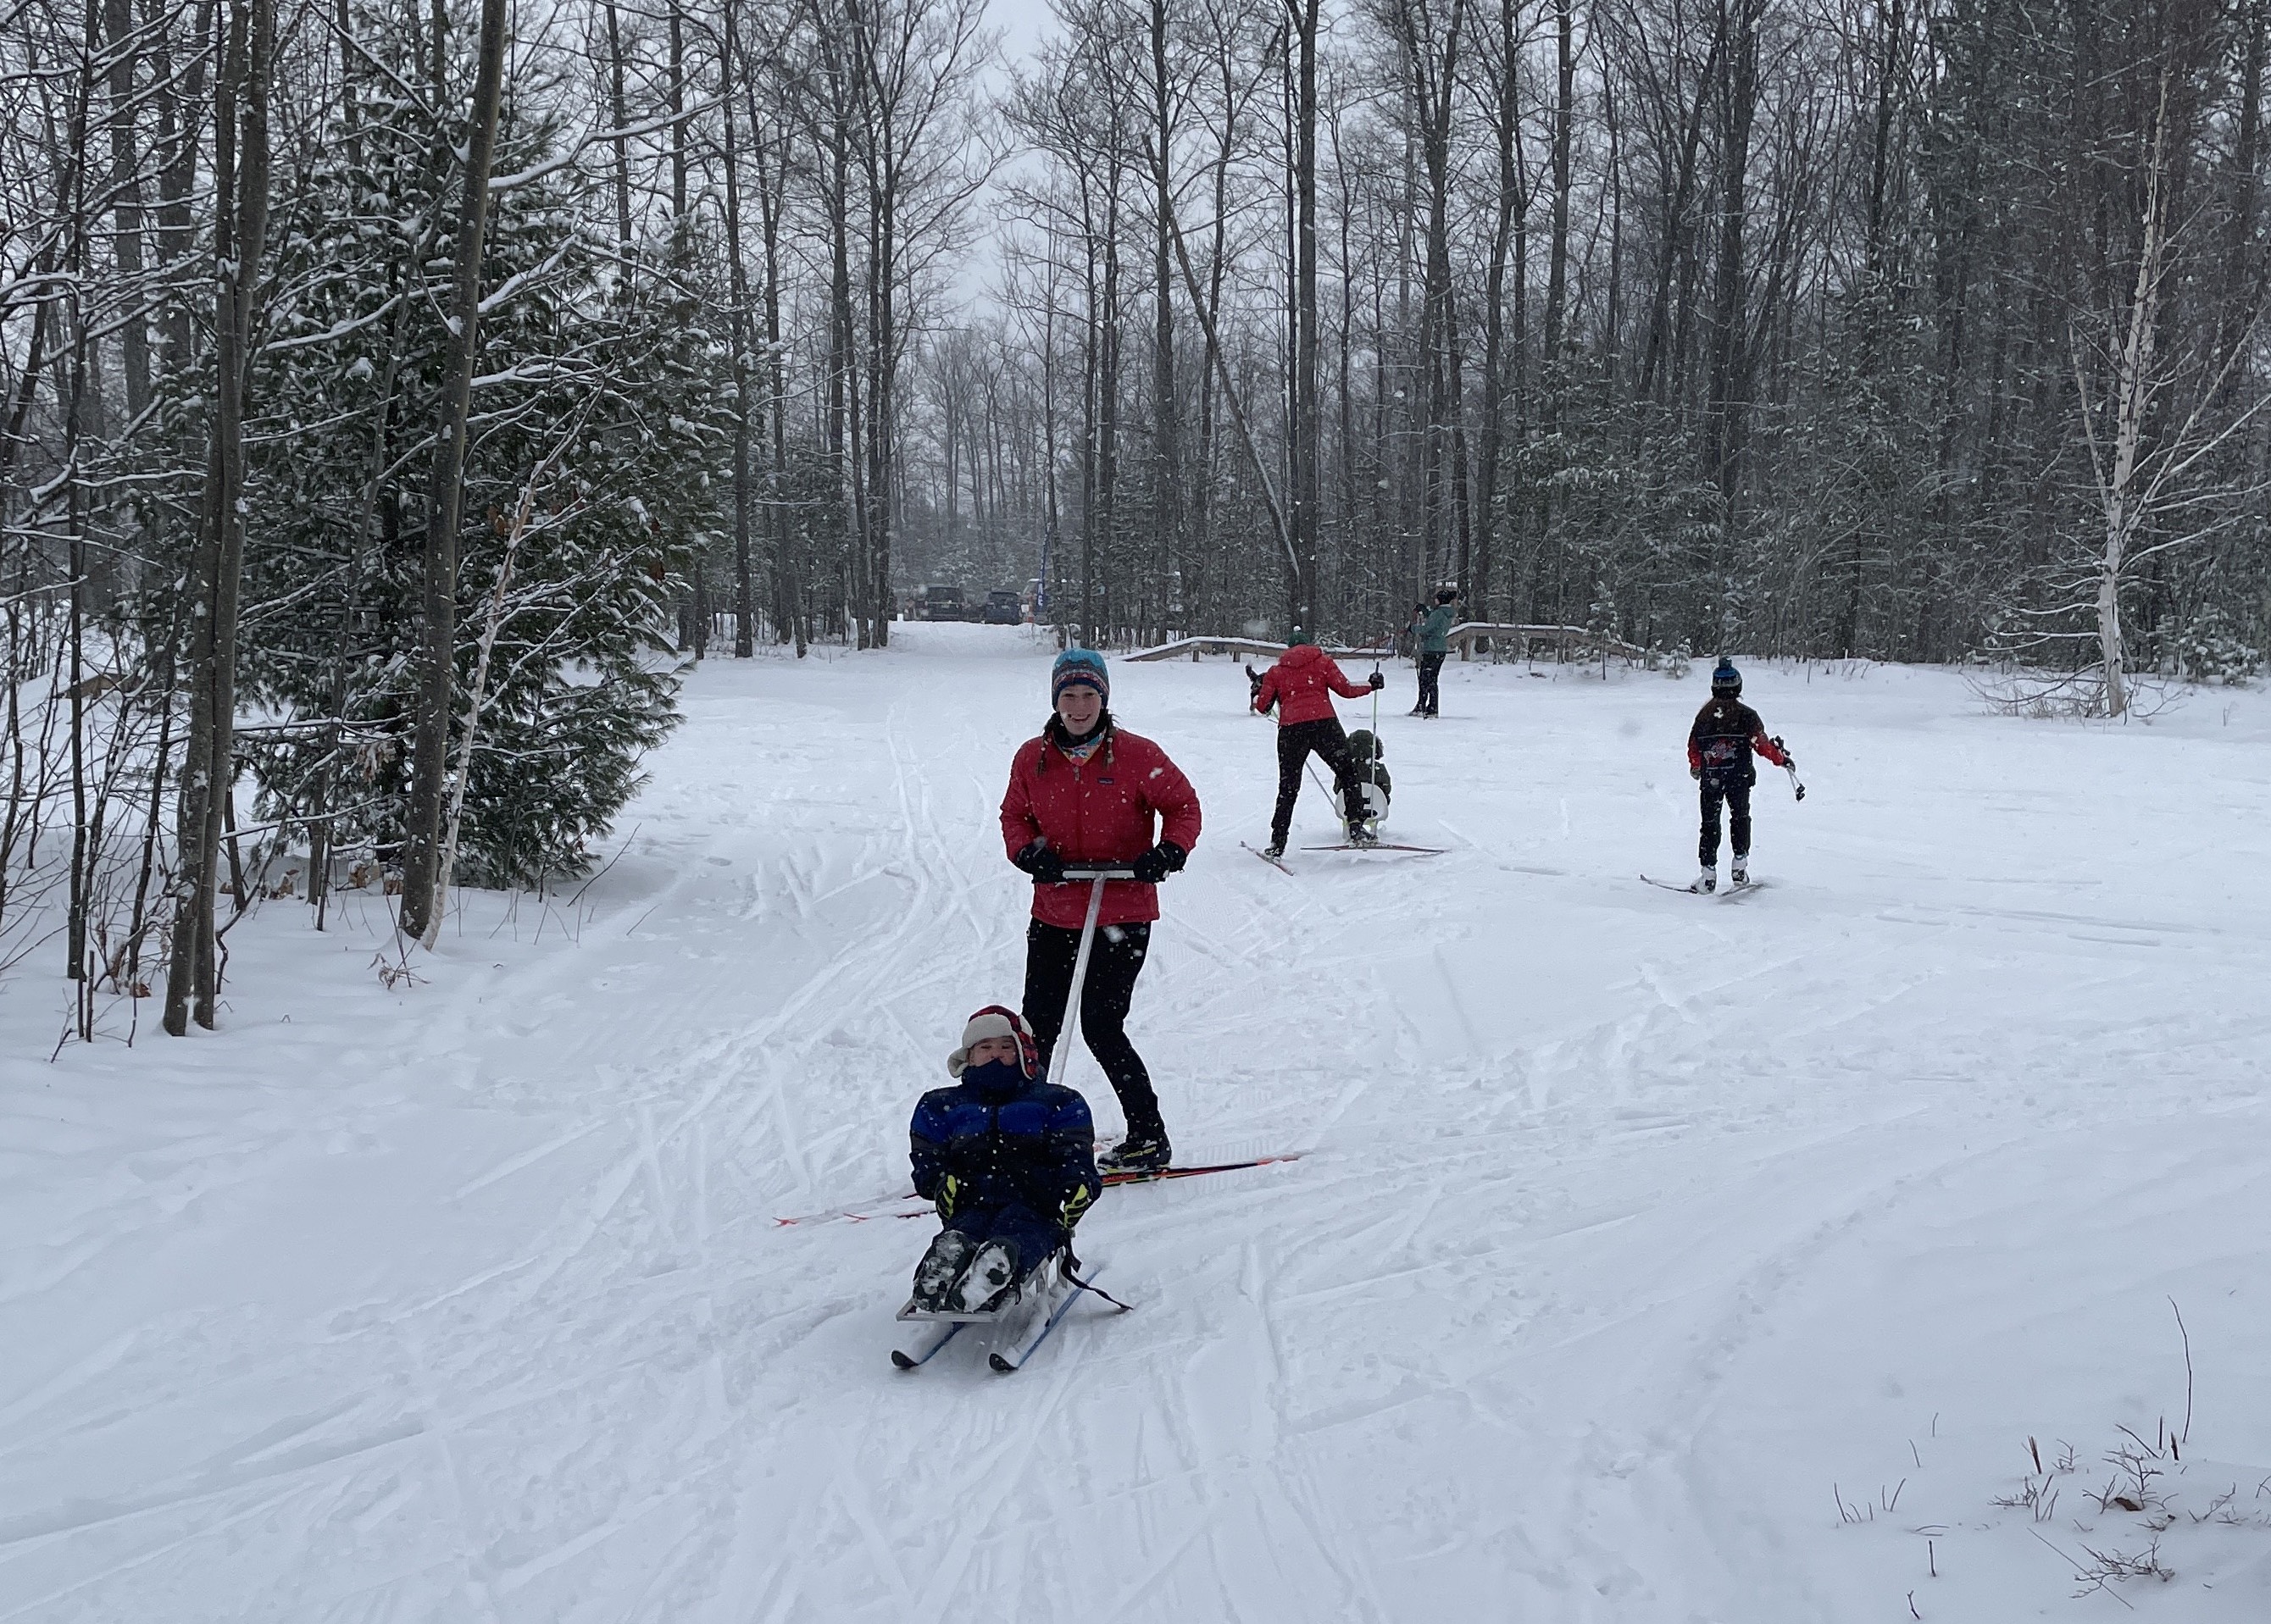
[3,0,2268,1034]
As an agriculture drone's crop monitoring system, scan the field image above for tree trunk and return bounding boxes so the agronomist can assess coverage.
[164,0,272,1031]
[396,0,511,944]
[721,0,756,657]
[1290,0,1322,630]
[603,1,633,247]
[1148,0,1181,631]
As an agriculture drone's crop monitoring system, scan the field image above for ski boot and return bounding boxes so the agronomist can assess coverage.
[1099,1133,1172,1173]
[911,1230,974,1311]
[1262,837,1286,860]
[1730,853,1751,888]
[1345,819,1379,849]
[1691,867,1717,895]
[947,1239,1021,1315]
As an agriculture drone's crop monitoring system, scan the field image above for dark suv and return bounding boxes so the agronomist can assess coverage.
[982,590,1024,624]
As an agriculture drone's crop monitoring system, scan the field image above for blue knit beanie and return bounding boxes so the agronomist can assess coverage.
[1052,647,1109,703]
[1711,659,1741,695]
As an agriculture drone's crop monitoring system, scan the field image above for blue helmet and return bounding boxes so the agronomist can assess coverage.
[1711,659,1741,696]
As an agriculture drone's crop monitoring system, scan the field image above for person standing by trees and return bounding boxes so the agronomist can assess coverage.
[1408,589,1459,717]
[1686,659,1794,892]
[1252,629,1385,856]
[1000,650,1202,1172]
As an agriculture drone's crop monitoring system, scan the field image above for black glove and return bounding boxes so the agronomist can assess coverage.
[1368,670,1385,690]
[1130,840,1186,884]
[1690,765,1702,781]
[1013,839,1066,885]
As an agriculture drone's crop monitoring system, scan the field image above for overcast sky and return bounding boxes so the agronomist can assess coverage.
[986,0,1061,69]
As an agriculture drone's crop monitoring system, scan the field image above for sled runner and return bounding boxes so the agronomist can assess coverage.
[892,1254,1124,1372]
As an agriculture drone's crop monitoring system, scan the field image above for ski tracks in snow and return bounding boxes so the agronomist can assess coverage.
[12,635,2271,1620]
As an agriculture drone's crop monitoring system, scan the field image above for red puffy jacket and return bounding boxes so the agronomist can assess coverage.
[1000,723,1204,928]
[1254,644,1372,725]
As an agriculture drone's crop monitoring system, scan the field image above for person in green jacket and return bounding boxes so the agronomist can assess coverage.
[1408,588,1459,716]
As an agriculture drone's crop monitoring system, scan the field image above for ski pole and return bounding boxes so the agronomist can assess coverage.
[1772,735,1806,801]
[1050,867,1135,1090]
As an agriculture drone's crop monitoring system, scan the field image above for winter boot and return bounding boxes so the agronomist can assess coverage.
[947,1239,1021,1315]
[1730,853,1751,887]
[1691,867,1718,895]
[912,1230,974,1311]
[1099,1132,1172,1173]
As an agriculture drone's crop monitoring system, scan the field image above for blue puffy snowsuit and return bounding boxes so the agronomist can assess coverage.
[909,1061,1102,1279]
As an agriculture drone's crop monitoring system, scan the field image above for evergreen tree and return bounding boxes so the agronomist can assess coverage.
[224,35,727,888]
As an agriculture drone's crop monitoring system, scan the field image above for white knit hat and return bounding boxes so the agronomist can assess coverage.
[947,1005,1038,1078]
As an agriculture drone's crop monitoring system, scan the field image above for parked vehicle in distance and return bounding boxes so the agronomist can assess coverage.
[982,590,1024,624]
[919,585,969,621]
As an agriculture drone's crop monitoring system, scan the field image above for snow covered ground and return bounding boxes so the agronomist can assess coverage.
[6,623,2270,1622]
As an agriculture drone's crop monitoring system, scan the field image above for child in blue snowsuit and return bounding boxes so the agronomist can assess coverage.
[908,1006,1102,1314]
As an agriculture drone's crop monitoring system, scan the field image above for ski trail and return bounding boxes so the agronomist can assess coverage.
[13,637,2271,1619]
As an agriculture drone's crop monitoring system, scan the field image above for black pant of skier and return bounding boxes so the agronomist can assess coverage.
[1414,651,1446,717]
[1022,918,1166,1150]
[1698,773,1752,872]
[1271,718,1368,851]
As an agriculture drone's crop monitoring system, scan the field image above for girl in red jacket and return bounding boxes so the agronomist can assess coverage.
[999,648,1202,1172]
[1252,630,1385,856]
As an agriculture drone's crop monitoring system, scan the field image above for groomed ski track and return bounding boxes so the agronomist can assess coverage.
[5,623,2271,1621]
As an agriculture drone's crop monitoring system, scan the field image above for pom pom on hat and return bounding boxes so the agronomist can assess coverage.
[948,1005,1040,1078]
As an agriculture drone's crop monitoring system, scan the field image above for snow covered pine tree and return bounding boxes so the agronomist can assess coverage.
[222,29,726,893]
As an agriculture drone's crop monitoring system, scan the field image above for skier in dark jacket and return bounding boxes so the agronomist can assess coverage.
[1686,659,1793,892]
[1252,630,1384,856]
[908,1006,1102,1314]
[1409,588,1459,716]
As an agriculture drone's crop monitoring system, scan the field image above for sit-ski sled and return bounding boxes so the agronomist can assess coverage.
[892,1252,1120,1372]
[896,862,1135,1373]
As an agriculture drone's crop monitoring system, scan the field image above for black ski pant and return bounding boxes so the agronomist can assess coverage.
[1416,651,1446,714]
[1023,918,1163,1140]
[1272,719,1365,845]
[1698,772,1754,867]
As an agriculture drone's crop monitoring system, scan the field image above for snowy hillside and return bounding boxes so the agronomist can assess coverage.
[5,624,2269,1621]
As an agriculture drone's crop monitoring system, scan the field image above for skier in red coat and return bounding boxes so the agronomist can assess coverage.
[1252,630,1384,857]
[1000,648,1202,1171]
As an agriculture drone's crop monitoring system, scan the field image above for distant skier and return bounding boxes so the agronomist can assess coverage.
[1001,648,1202,1172]
[1408,589,1459,716]
[1687,659,1794,892]
[908,1006,1101,1314]
[1252,629,1385,858]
